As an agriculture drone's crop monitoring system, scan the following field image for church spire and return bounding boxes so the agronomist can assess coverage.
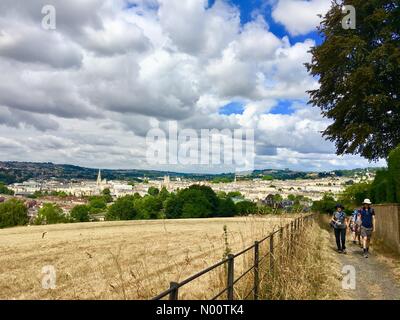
[97,169,102,186]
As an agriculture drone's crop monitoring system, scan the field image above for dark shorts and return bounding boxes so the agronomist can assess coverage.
[361,226,373,238]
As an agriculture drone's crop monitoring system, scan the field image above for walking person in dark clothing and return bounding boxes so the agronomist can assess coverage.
[359,199,375,258]
[331,204,348,253]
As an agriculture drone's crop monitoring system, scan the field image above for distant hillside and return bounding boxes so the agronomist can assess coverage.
[0,161,383,184]
[251,167,381,180]
[0,161,200,184]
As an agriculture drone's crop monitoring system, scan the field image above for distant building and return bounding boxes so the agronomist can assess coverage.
[96,169,107,187]
[264,194,276,207]
[161,175,170,190]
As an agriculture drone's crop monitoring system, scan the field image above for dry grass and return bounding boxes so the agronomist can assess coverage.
[372,240,400,283]
[0,216,291,300]
[242,220,343,300]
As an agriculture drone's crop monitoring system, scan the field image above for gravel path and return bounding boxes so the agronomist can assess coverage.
[332,236,400,300]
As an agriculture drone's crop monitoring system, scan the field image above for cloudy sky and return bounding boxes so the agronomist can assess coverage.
[0,0,385,173]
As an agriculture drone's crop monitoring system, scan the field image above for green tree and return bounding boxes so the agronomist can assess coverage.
[182,185,219,218]
[70,205,90,222]
[0,183,14,195]
[211,177,234,183]
[106,196,137,221]
[227,191,243,198]
[306,1,400,160]
[164,185,219,219]
[0,199,28,228]
[135,195,163,219]
[312,193,337,214]
[148,186,160,196]
[339,182,372,209]
[262,175,274,181]
[35,203,67,225]
[388,144,400,202]
[370,170,394,203]
[102,188,113,203]
[164,193,183,219]
[88,196,107,212]
[216,198,236,217]
[158,187,170,202]
[50,191,68,198]
[235,201,258,216]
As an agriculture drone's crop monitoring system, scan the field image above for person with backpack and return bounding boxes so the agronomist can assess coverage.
[331,204,348,254]
[350,209,362,246]
[359,199,376,258]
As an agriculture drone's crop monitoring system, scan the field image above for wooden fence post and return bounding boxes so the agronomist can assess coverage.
[227,254,235,300]
[254,241,259,300]
[286,223,290,255]
[279,227,284,263]
[269,234,274,275]
[290,221,294,252]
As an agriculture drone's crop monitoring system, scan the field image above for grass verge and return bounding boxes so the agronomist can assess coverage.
[257,220,341,300]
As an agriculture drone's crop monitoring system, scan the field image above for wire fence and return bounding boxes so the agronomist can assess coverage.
[152,213,316,300]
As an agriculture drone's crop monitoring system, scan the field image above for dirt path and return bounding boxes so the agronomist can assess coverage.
[331,235,400,300]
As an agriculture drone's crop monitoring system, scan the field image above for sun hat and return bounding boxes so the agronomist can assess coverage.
[362,199,372,205]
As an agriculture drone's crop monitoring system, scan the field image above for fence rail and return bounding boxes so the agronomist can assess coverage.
[152,213,316,300]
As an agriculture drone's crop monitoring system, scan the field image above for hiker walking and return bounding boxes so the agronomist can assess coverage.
[350,209,362,246]
[331,204,347,254]
[360,199,375,258]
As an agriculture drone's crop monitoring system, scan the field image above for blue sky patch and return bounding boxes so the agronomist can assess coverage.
[219,101,245,115]
[208,0,323,45]
[270,100,295,115]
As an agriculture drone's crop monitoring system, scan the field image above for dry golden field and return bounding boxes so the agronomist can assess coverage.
[0,216,291,300]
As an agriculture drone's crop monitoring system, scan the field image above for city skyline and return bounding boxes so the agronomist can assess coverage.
[0,159,383,176]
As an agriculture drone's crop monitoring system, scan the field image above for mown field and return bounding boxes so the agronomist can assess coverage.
[0,216,291,300]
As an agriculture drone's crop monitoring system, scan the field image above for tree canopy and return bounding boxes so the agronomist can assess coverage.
[370,144,400,203]
[0,199,28,228]
[70,205,90,222]
[311,193,337,214]
[0,183,14,195]
[306,0,400,160]
[106,196,137,221]
[35,203,67,225]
